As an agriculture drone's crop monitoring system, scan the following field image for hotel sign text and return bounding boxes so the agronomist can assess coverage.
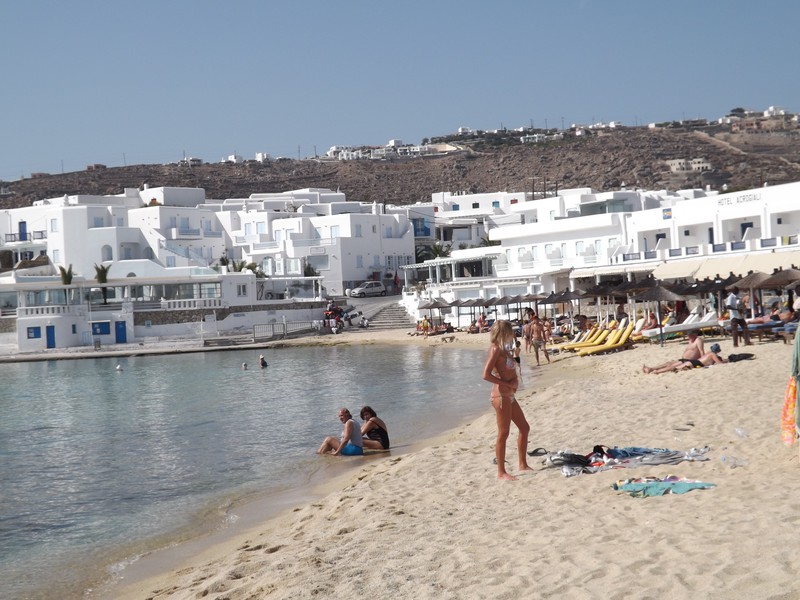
[718,192,761,207]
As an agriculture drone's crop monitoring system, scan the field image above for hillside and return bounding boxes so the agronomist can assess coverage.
[3,128,800,208]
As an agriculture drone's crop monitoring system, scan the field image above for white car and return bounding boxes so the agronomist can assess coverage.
[350,281,387,297]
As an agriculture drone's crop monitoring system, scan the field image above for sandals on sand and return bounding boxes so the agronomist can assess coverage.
[527,447,548,457]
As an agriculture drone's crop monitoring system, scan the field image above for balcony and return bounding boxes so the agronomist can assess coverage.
[167,227,201,240]
[4,231,46,243]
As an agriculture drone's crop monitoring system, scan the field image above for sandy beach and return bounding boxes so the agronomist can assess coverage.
[88,326,800,600]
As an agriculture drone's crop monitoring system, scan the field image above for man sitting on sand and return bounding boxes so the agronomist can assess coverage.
[318,408,364,456]
[642,332,705,374]
[672,343,728,371]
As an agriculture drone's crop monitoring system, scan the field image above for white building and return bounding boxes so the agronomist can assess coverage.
[0,185,415,352]
[401,182,800,325]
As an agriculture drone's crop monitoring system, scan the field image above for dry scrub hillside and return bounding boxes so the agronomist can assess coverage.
[3,129,800,208]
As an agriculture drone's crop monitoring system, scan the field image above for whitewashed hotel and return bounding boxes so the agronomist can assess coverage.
[402,181,800,324]
[0,186,419,352]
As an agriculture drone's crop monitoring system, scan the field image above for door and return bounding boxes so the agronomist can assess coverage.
[46,325,56,349]
[18,220,27,242]
[115,321,127,344]
[740,221,753,239]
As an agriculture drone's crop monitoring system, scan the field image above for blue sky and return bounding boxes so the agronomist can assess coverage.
[1,0,798,182]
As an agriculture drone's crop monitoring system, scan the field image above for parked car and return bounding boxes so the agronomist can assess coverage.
[350,281,387,297]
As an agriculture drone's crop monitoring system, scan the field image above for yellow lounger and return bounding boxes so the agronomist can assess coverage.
[579,323,635,356]
[566,328,612,351]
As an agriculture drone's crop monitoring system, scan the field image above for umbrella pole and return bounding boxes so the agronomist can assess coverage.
[656,304,664,347]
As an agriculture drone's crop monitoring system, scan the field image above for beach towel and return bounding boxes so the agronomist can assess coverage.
[612,476,716,498]
[545,446,710,476]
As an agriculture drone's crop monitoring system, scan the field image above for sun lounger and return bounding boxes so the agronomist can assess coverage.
[579,323,635,356]
[564,327,612,351]
[641,311,719,340]
[558,326,601,351]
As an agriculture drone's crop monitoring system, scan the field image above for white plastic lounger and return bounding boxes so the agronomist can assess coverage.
[641,311,719,339]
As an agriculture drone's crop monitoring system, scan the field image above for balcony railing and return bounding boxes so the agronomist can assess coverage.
[4,231,46,243]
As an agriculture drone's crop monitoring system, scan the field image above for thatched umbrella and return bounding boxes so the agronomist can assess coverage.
[727,271,771,318]
[755,268,800,290]
[632,285,687,346]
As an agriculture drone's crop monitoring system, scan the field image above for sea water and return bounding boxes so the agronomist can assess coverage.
[0,344,490,599]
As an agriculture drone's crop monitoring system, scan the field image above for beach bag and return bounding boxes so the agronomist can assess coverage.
[781,376,797,446]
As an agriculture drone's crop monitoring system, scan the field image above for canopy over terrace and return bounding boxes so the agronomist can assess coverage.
[399,249,503,288]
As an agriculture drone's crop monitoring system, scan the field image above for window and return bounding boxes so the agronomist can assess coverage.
[549,210,556,221]
[307,255,329,271]
[91,322,111,335]
[93,217,104,228]
[372,225,377,233]
[27,327,41,339]
[472,202,480,209]
[384,226,393,238]
[71,324,77,334]
[256,221,267,234]
[116,217,124,227]
[50,218,59,232]
[595,240,602,255]
[608,238,619,248]
[532,246,538,261]
[576,241,585,255]
[452,204,460,211]
[180,217,190,229]
[492,201,500,208]
[237,284,247,297]
[330,226,340,239]
[245,223,253,236]
[373,255,380,267]
[166,256,176,267]
[354,224,362,237]
[510,198,519,205]
[168,216,177,228]
[545,243,554,256]
[53,249,61,263]
[356,255,363,268]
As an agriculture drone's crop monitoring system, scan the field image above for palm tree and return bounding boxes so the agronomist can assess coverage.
[415,245,432,262]
[58,264,73,285]
[430,242,452,258]
[231,260,258,273]
[479,236,500,247]
[94,263,111,304]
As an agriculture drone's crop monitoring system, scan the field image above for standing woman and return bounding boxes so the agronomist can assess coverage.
[482,320,532,480]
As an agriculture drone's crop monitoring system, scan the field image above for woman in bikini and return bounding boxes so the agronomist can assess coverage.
[360,406,390,450]
[482,320,533,480]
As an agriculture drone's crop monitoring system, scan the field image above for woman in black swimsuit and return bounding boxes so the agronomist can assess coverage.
[360,406,390,450]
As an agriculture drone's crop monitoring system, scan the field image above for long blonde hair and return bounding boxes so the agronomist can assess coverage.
[489,319,514,346]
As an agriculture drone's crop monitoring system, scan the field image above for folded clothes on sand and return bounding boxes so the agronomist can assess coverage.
[612,475,716,497]
[542,445,711,477]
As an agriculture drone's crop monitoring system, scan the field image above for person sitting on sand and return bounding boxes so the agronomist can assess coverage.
[673,343,728,370]
[360,406,390,450]
[318,408,364,456]
[468,320,480,334]
[642,332,705,374]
